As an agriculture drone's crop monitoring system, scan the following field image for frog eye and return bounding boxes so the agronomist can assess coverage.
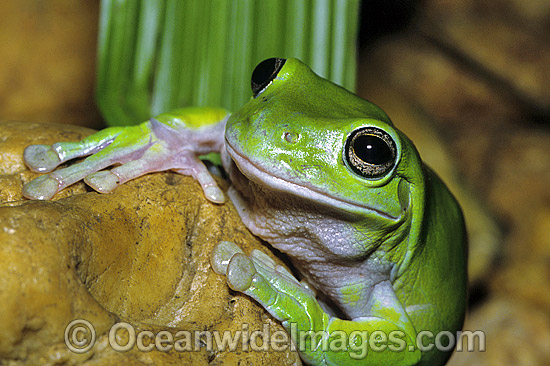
[251,58,286,97]
[344,127,397,178]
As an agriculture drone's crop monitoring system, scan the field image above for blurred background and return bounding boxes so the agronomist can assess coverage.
[0,0,549,365]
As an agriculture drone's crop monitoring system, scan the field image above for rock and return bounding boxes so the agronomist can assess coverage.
[0,122,300,365]
[491,204,550,310]
[422,0,550,34]
[483,131,550,311]
[421,0,550,117]
[447,297,550,366]
[359,33,521,139]
[486,131,550,230]
[0,1,103,128]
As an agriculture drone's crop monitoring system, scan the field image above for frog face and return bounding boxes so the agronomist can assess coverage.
[225,58,423,228]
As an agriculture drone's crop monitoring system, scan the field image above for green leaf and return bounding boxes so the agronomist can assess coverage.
[96,0,361,126]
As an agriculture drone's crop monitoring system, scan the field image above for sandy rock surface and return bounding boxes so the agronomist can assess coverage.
[0,121,300,365]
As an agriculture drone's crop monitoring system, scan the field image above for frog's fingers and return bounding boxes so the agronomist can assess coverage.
[23,145,63,173]
[83,142,169,193]
[225,251,321,327]
[22,138,151,200]
[82,140,225,203]
[24,127,125,173]
[250,249,299,285]
[81,142,188,195]
[173,156,225,203]
[211,241,245,274]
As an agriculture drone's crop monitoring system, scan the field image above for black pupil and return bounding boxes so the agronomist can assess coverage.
[353,134,392,165]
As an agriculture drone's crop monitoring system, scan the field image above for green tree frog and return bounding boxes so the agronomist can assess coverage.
[22,58,467,365]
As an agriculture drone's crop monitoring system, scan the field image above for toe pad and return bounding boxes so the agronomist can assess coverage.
[24,145,61,172]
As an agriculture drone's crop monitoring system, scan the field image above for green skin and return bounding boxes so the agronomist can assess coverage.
[23,58,467,365]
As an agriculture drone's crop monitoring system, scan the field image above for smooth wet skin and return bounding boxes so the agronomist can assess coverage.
[23,58,467,365]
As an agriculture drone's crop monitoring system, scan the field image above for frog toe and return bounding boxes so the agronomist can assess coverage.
[250,249,276,268]
[24,145,61,172]
[203,185,225,204]
[250,250,300,285]
[84,171,120,193]
[174,157,225,204]
[211,241,244,275]
[226,253,256,291]
[22,174,60,200]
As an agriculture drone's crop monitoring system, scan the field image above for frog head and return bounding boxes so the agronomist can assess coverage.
[225,58,426,265]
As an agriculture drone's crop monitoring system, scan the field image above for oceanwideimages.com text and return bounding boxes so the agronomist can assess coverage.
[65,320,486,358]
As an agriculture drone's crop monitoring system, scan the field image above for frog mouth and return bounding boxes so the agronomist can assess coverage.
[225,141,401,221]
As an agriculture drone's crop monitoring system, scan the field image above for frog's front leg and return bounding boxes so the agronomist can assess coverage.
[211,242,421,366]
[22,107,229,202]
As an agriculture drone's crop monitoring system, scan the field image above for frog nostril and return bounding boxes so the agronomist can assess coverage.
[283,131,299,144]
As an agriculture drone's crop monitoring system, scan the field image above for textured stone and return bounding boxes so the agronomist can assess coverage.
[0,121,300,365]
[491,204,550,310]
[422,1,550,115]
[0,0,102,128]
[447,297,550,366]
